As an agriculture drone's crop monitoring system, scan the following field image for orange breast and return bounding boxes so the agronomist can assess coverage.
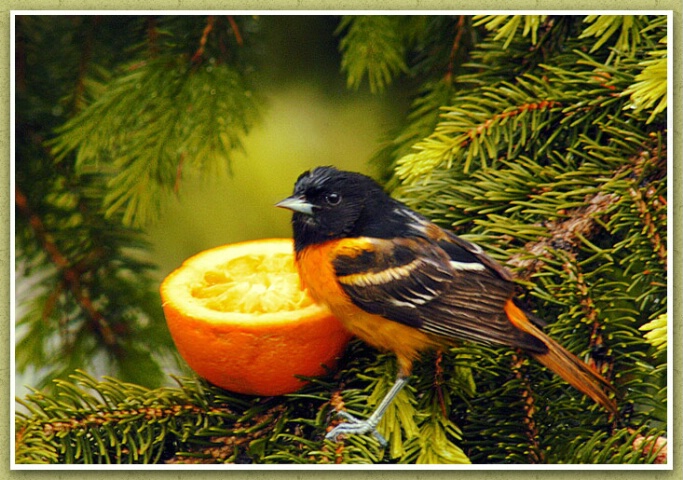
[296,241,438,376]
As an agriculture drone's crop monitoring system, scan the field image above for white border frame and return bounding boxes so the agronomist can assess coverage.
[9,10,674,470]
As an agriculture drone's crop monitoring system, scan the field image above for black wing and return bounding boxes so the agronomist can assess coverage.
[332,235,545,352]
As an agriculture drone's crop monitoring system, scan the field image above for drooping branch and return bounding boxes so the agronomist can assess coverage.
[507,190,618,280]
[227,15,244,46]
[191,15,216,63]
[15,186,117,347]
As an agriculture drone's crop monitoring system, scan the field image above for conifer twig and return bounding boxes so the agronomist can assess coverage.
[174,152,185,194]
[227,16,244,46]
[629,185,667,267]
[164,404,285,464]
[191,16,215,63]
[446,15,466,81]
[14,187,117,347]
[623,142,667,268]
[509,352,544,463]
[433,350,448,418]
[70,16,98,114]
[507,191,618,281]
[560,255,613,375]
[147,16,159,57]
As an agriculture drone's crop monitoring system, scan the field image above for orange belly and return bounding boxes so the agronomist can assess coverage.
[296,241,438,376]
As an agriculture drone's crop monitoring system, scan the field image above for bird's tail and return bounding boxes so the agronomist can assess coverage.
[504,300,618,416]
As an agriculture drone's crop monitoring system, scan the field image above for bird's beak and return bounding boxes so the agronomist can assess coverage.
[275,195,315,216]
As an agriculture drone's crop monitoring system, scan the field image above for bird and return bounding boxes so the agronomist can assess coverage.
[275,165,617,445]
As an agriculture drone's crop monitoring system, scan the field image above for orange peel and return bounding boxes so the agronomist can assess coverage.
[160,238,352,395]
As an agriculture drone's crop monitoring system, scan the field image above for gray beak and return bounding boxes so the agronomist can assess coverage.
[275,195,315,216]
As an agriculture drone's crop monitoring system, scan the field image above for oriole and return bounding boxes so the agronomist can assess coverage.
[276,166,617,445]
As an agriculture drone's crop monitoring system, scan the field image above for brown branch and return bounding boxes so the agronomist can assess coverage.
[70,16,100,114]
[630,186,667,268]
[460,100,561,147]
[506,140,666,378]
[15,186,117,346]
[509,352,544,463]
[174,152,185,195]
[191,15,216,64]
[559,252,613,375]
[433,350,448,418]
[445,15,466,82]
[507,191,619,281]
[164,404,284,464]
[42,404,209,436]
[146,16,159,57]
[227,16,244,46]
[508,139,667,282]
[624,137,667,268]
[506,191,619,375]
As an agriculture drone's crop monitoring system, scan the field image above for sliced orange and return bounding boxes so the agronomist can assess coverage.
[160,238,352,396]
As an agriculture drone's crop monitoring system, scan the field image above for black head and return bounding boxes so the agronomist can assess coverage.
[276,166,402,251]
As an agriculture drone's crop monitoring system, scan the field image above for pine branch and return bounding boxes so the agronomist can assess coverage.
[446,15,468,79]
[68,16,99,114]
[382,14,667,464]
[623,36,667,123]
[15,186,117,347]
[639,313,667,353]
[579,15,651,56]
[507,191,619,281]
[15,132,172,387]
[191,15,216,63]
[395,82,563,182]
[226,16,244,46]
[47,16,263,227]
[336,16,410,93]
[16,14,669,465]
[15,372,245,464]
[409,354,472,464]
[473,14,549,48]
[560,426,667,464]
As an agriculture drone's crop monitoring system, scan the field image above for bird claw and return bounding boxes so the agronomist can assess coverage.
[324,376,409,448]
[325,412,387,447]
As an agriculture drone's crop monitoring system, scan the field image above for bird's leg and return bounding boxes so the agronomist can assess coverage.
[325,375,409,446]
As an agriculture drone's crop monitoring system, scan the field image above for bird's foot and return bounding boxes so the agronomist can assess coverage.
[325,411,387,446]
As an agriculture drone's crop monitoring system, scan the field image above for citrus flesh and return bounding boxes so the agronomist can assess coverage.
[160,238,352,396]
[190,252,313,314]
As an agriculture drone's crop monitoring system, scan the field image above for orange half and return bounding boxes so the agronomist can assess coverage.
[160,238,352,395]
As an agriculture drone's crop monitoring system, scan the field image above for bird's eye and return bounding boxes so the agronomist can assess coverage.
[325,192,341,205]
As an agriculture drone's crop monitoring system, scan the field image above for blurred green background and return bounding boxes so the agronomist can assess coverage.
[146,16,407,279]
[14,15,408,397]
